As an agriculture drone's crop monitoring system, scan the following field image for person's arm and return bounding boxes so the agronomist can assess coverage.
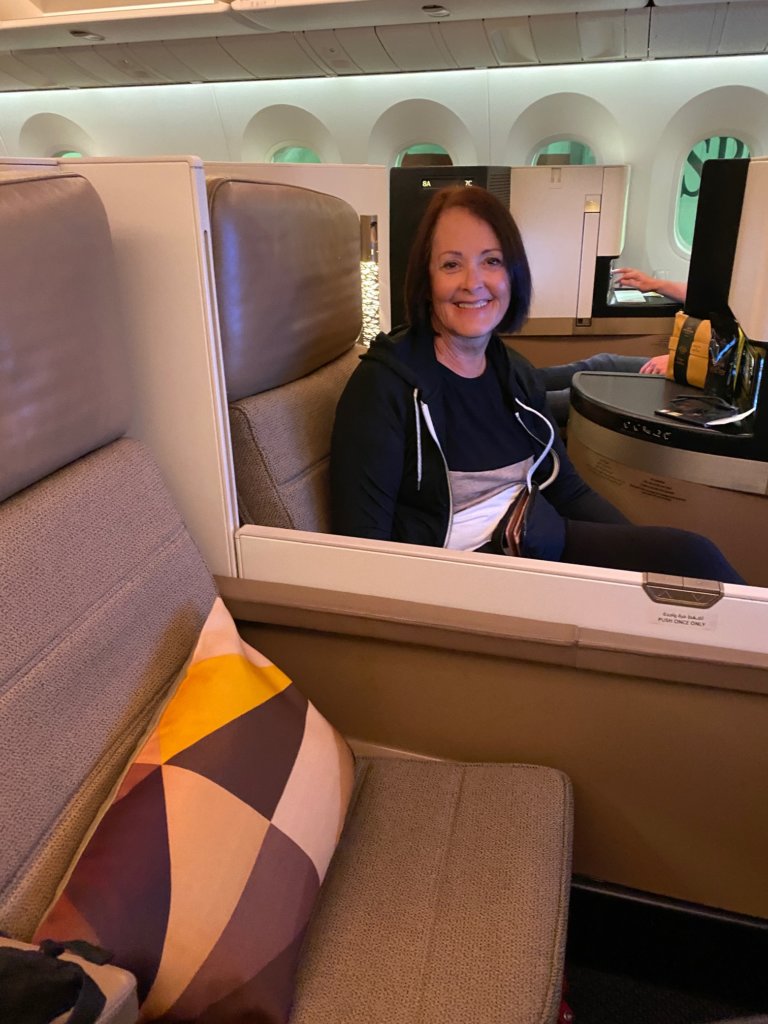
[613,267,687,304]
[330,360,407,541]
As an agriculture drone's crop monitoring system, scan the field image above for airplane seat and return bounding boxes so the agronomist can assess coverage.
[207,175,364,531]
[0,170,216,1016]
[0,172,573,1024]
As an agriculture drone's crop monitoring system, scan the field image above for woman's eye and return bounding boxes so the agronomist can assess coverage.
[486,256,503,267]
[440,260,459,271]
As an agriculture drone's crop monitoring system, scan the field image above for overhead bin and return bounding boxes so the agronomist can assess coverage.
[303,26,397,72]
[5,46,106,85]
[718,1,768,54]
[431,19,500,70]
[11,40,208,86]
[0,64,31,89]
[486,9,650,67]
[0,0,761,81]
[375,23,458,72]
[116,40,211,81]
[218,32,332,77]
[649,3,727,58]
[484,18,538,65]
[578,7,650,61]
[65,44,167,85]
[528,13,583,64]
[301,28,364,73]
[73,42,178,83]
[0,51,55,87]
[163,37,259,79]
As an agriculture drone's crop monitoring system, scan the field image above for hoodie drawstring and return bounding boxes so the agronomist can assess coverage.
[413,388,423,491]
[513,398,560,491]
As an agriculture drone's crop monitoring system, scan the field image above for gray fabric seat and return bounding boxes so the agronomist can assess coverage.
[0,172,216,941]
[292,759,572,1024]
[0,170,573,1024]
[207,176,364,532]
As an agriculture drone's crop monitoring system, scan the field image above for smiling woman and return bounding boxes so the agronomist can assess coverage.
[429,207,512,377]
[329,184,745,585]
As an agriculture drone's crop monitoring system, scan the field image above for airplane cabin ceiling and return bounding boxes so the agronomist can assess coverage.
[0,2,768,89]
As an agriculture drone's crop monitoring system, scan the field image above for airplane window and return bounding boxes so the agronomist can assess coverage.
[270,145,322,163]
[533,140,596,166]
[53,150,83,158]
[676,135,751,252]
[396,144,452,167]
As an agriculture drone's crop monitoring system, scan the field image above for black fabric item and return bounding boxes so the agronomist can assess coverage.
[39,939,113,967]
[0,944,107,1024]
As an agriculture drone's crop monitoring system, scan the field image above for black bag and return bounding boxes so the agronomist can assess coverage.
[0,940,107,1024]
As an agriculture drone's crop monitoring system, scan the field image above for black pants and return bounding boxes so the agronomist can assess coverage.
[562,519,745,584]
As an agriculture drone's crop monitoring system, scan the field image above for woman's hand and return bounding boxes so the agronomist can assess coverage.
[639,354,669,375]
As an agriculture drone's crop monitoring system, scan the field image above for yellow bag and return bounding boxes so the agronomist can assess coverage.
[666,311,710,389]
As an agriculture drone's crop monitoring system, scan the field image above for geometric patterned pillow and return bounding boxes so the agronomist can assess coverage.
[34,597,355,1023]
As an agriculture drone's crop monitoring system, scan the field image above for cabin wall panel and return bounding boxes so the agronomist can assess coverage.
[235,619,768,920]
[211,77,366,163]
[0,83,232,158]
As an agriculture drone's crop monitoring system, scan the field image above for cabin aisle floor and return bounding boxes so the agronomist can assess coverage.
[565,883,768,1024]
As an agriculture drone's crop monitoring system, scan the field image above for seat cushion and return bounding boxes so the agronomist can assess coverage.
[230,346,361,531]
[290,758,572,1024]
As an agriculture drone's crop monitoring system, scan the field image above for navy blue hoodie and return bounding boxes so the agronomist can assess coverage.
[330,324,627,552]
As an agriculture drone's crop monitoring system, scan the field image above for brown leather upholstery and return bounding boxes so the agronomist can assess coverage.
[0,173,131,503]
[207,177,362,401]
[207,176,363,530]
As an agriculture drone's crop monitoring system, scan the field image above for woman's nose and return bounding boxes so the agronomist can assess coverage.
[461,264,483,289]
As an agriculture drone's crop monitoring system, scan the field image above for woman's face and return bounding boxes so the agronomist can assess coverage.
[429,206,511,348]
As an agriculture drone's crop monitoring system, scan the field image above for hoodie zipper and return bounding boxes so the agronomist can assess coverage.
[418,396,454,548]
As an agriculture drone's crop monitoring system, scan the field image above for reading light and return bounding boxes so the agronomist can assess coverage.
[69,29,105,39]
[422,4,450,16]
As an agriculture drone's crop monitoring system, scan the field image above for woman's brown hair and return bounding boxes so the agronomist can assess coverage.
[403,184,532,335]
